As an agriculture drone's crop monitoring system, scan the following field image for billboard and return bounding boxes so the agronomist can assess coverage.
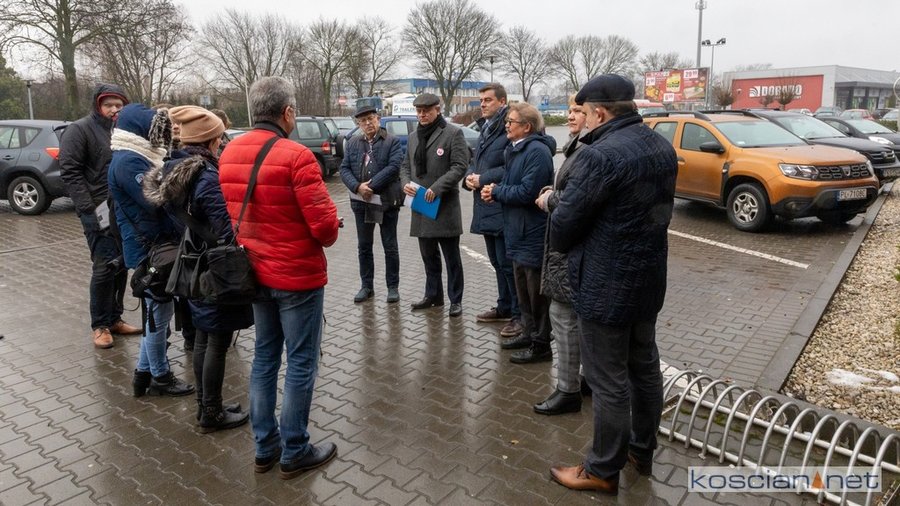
[644,68,709,103]
[731,75,824,111]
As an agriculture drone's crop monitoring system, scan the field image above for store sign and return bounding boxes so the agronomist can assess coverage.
[748,84,803,98]
[644,68,709,103]
[732,75,824,110]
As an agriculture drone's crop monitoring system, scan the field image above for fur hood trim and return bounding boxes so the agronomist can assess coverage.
[110,129,167,169]
[143,155,207,207]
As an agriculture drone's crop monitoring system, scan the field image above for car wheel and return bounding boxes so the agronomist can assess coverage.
[315,157,327,178]
[7,175,51,215]
[726,183,771,232]
[817,210,857,225]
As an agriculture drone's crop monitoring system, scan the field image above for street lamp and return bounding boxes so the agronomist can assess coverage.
[25,80,34,120]
[695,0,707,68]
[701,37,726,108]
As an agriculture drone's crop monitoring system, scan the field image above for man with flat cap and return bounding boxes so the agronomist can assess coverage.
[547,74,677,494]
[400,93,470,317]
[340,105,404,303]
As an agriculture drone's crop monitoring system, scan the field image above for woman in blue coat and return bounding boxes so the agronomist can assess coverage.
[144,106,252,433]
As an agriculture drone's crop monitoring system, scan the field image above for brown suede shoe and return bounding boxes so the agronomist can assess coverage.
[109,320,142,335]
[550,464,618,494]
[92,328,114,349]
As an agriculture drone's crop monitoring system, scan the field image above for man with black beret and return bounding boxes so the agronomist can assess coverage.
[400,93,470,317]
[547,74,678,494]
[339,105,404,303]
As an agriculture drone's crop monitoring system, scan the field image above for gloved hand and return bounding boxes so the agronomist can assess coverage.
[79,211,101,232]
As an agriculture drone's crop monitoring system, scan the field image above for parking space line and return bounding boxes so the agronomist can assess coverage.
[668,230,809,269]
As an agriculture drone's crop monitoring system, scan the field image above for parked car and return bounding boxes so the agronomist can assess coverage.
[328,116,356,137]
[345,116,479,156]
[814,106,843,117]
[634,99,666,116]
[739,109,900,183]
[788,108,813,116]
[643,111,878,231]
[872,108,894,120]
[818,117,900,162]
[882,109,899,121]
[840,109,874,120]
[224,128,247,139]
[0,120,69,215]
[289,116,343,177]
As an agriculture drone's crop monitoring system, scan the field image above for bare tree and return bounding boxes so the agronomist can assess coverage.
[759,94,776,108]
[199,10,300,123]
[549,35,582,92]
[498,26,550,103]
[639,51,694,72]
[403,0,502,111]
[0,0,156,118]
[88,0,193,105]
[732,63,773,72]
[599,35,639,75]
[776,77,799,110]
[300,18,358,116]
[344,18,402,99]
[550,34,639,93]
[712,83,735,109]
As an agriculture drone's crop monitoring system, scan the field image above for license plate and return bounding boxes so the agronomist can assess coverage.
[883,168,900,178]
[837,189,867,201]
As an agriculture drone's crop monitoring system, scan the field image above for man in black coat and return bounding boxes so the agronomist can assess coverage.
[59,83,141,349]
[547,75,677,495]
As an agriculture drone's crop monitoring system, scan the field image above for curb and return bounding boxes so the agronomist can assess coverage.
[756,183,894,392]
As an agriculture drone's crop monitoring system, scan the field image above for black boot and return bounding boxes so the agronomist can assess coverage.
[148,372,195,397]
[199,405,249,434]
[196,399,243,422]
[133,370,152,397]
[533,389,582,415]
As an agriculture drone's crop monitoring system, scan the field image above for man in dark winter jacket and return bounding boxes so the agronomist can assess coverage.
[482,103,556,364]
[548,75,677,495]
[59,84,141,349]
[340,105,403,304]
[463,83,522,338]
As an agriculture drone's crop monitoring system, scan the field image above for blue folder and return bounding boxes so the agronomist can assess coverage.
[411,186,441,220]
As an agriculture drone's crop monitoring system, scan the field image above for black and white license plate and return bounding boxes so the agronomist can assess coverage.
[837,188,867,201]
[882,167,900,178]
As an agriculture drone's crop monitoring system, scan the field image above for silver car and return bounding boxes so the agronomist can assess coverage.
[0,120,69,215]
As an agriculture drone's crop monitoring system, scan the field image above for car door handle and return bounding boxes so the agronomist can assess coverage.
[677,156,685,163]
[1,155,14,161]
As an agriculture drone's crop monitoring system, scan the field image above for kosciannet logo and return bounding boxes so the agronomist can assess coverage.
[748,84,803,98]
[688,466,881,493]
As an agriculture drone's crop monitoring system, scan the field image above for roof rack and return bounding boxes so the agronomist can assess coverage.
[642,111,711,121]
[701,110,764,119]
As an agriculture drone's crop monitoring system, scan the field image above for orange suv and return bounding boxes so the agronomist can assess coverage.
[643,112,879,232]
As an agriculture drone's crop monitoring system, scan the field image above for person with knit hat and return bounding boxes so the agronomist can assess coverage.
[108,103,195,399]
[59,83,142,349]
[144,105,252,433]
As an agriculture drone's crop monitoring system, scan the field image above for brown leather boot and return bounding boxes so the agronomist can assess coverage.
[109,320,142,335]
[92,328,113,349]
[550,464,618,494]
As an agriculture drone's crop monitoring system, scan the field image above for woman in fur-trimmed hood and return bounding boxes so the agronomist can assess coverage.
[108,103,196,400]
[144,104,252,433]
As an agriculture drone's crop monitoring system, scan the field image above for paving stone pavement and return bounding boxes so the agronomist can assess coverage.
[0,182,856,505]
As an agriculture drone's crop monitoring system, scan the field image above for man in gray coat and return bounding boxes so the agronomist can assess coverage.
[400,93,469,317]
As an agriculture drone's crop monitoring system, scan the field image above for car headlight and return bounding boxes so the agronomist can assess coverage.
[868,136,892,145]
[866,160,874,176]
[779,163,818,180]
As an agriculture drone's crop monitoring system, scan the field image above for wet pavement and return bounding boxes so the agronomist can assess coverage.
[0,178,861,505]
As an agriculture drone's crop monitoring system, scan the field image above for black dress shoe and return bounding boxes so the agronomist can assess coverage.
[410,297,443,310]
[255,447,282,473]
[353,287,374,303]
[533,389,582,415]
[386,287,400,303]
[510,345,552,364]
[500,333,531,350]
[627,452,653,476]
[279,442,337,480]
[581,377,592,397]
[449,303,462,317]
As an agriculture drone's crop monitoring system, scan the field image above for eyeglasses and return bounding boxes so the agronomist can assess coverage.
[504,119,527,125]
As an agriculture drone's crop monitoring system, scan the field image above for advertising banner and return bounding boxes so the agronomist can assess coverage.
[644,68,709,103]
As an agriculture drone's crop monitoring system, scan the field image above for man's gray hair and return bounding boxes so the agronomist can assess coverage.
[249,76,296,123]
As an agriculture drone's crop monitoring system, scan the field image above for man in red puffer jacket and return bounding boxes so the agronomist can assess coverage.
[219,76,340,480]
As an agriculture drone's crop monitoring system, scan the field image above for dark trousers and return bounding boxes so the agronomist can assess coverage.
[484,234,519,319]
[417,236,464,304]
[82,223,126,330]
[513,262,550,347]
[352,205,400,289]
[579,317,663,480]
[193,329,232,409]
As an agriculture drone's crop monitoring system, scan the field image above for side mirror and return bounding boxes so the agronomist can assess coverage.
[699,141,726,154]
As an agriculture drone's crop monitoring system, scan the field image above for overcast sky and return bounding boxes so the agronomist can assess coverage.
[183,0,899,77]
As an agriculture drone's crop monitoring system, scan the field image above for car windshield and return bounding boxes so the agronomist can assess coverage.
[846,119,894,134]
[771,115,845,140]
[883,110,899,120]
[714,121,806,148]
[332,118,355,130]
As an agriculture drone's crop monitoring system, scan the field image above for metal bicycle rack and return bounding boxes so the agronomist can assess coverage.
[658,367,900,506]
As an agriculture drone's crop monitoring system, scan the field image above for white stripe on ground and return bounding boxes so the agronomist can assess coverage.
[668,229,809,269]
[460,245,495,269]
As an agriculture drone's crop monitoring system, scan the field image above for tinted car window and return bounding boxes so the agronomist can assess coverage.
[680,123,715,151]
[653,122,677,144]
[23,128,41,146]
[323,119,339,137]
[824,120,851,135]
[0,126,17,149]
[846,119,893,134]
[295,121,323,140]
[386,121,409,136]
[715,121,805,148]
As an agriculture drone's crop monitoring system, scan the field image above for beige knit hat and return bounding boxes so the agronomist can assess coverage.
[168,105,225,144]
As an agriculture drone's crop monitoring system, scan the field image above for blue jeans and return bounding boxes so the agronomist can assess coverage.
[484,234,519,318]
[251,286,324,464]
[352,204,400,289]
[136,298,173,377]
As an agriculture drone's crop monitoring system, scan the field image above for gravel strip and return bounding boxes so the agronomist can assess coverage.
[784,187,900,430]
